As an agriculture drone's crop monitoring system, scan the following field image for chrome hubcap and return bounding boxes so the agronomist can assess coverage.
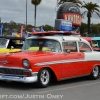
[40,70,49,85]
[93,66,99,77]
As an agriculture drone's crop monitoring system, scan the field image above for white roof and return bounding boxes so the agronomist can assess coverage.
[27,36,89,44]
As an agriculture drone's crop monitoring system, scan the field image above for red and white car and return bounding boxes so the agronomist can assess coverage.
[0,33,100,88]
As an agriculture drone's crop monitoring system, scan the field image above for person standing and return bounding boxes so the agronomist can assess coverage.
[23,30,29,38]
[15,31,20,43]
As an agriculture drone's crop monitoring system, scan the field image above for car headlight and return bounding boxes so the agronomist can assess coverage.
[22,59,30,68]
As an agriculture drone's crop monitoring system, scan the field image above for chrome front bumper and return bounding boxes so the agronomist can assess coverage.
[0,74,38,83]
[0,66,38,83]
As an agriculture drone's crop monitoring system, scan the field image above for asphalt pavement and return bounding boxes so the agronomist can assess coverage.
[0,76,100,100]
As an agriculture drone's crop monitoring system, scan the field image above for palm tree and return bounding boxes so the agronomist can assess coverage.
[82,1,100,34]
[58,0,82,6]
[31,0,42,27]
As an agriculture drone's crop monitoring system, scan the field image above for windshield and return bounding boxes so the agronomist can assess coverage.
[0,38,7,47]
[22,39,61,52]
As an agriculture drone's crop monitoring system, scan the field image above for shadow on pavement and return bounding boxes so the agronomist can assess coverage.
[0,76,99,90]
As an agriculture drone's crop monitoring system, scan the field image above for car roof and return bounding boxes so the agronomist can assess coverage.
[0,36,25,40]
[27,36,89,44]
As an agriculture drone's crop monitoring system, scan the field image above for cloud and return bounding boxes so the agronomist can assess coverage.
[0,0,100,26]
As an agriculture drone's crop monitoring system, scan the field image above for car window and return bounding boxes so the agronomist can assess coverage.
[22,39,61,52]
[0,38,7,47]
[62,41,77,52]
[7,39,24,49]
[78,42,92,52]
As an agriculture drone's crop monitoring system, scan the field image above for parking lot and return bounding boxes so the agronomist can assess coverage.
[0,76,100,100]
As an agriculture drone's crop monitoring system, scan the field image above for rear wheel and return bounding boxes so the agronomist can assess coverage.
[37,69,51,88]
[89,66,99,80]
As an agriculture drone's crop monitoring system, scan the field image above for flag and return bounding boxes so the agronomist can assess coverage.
[0,23,4,36]
[31,28,36,34]
[20,24,24,37]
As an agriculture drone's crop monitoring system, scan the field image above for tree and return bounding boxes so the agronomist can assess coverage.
[80,22,87,34]
[26,24,33,31]
[58,0,82,6]
[82,1,100,34]
[43,25,54,31]
[31,0,42,27]
[90,24,100,35]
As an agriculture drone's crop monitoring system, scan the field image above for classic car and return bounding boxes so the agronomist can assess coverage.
[0,32,100,88]
[82,37,100,51]
[0,36,25,54]
[92,37,100,51]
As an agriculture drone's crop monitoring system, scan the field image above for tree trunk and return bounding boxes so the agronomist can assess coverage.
[87,12,91,35]
[34,5,37,27]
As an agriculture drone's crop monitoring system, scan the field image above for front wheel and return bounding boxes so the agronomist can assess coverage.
[37,69,51,88]
[89,66,99,80]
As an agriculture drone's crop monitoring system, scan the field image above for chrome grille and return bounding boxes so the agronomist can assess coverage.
[0,68,24,75]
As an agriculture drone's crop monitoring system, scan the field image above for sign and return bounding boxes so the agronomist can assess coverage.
[63,13,82,26]
[60,20,72,31]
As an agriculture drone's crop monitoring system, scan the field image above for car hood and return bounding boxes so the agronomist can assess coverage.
[0,50,60,67]
[0,51,59,61]
[0,48,21,54]
[5,50,58,59]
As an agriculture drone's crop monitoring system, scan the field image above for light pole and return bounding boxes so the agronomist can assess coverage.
[26,0,27,30]
[56,0,60,15]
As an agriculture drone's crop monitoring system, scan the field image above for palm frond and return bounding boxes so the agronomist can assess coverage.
[31,0,42,6]
[82,1,100,18]
[94,11,100,17]
[82,11,87,18]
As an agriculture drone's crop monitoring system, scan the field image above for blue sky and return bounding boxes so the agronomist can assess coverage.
[0,0,100,27]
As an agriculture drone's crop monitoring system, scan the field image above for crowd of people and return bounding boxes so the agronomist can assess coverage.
[15,30,29,44]
[15,30,29,38]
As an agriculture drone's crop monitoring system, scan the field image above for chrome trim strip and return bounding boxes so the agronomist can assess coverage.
[0,66,31,71]
[35,59,100,66]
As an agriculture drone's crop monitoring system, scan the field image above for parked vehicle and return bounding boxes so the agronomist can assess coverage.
[82,37,100,51]
[0,32,100,88]
[92,37,100,51]
[0,36,25,54]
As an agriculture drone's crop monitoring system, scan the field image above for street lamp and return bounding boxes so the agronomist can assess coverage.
[26,0,27,29]
[56,0,59,12]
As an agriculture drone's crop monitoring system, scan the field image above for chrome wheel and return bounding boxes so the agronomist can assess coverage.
[89,66,99,80]
[93,66,99,78]
[37,69,51,88]
[40,70,50,85]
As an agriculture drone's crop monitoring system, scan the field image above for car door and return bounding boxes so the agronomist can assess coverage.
[78,41,93,75]
[60,41,84,79]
